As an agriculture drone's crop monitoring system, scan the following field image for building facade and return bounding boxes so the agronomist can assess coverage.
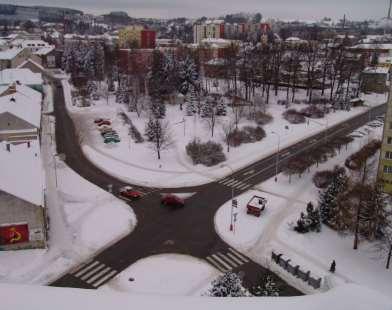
[378,84,392,193]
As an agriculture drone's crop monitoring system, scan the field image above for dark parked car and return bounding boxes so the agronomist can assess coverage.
[161,194,185,207]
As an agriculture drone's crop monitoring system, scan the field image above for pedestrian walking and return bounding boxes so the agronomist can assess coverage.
[329,260,336,273]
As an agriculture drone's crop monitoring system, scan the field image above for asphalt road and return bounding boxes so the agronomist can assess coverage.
[49,79,386,295]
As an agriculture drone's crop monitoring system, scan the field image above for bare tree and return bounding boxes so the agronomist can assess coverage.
[148,119,173,160]
[221,121,235,153]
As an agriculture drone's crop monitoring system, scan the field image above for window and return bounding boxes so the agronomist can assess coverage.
[386,151,392,159]
[389,122,392,130]
[384,165,392,173]
[388,137,392,144]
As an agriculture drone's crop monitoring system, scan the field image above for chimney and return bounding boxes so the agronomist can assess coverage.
[389,0,392,19]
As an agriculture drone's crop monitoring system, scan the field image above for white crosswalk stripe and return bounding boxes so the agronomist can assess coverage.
[205,250,251,272]
[72,260,118,288]
[92,270,118,288]
[228,248,250,263]
[219,178,252,191]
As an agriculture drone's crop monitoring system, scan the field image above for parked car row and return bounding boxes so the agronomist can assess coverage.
[94,118,121,144]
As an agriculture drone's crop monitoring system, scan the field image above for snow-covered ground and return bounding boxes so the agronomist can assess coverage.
[100,254,219,296]
[63,79,387,188]
[1,283,391,310]
[0,85,136,285]
[214,122,392,297]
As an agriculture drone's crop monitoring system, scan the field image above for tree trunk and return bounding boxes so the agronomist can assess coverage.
[386,244,392,269]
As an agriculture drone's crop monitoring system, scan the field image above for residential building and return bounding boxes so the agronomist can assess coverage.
[0,68,43,92]
[0,140,46,250]
[118,26,156,49]
[0,48,31,70]
[378,84,392,193]
[361,67,390,93]
[193,20,225,44]
[31,46,56,68]
[0,82,42,144]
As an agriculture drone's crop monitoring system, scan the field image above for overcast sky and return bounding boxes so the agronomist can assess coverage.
[6,0,390,20]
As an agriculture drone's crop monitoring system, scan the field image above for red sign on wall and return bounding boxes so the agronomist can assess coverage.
[0,224,29,245]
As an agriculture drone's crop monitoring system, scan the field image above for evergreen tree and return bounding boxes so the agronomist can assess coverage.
[150,98,166,119]
[252,276,280,297]
[86,80,98,100]
[216,97,227,116]
[294,202,321,233]
[207,272,248,297]
[145,118,156,142]
[185,84,198,116]
[201,96,214,118]
[179,56,199,96]
[319,169,348,226]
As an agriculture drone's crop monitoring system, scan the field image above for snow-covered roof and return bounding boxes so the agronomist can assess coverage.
[0,69,43,85]
[0,83,42,128]
[350,43,392,50]
[285,37,307,43]
[17,58,46,72]
[363,67,390,75]
[0,140,44,206]
[0,48,24,60]
[34,46,55,56]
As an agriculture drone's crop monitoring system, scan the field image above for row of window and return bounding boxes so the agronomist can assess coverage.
[383,165,392,174]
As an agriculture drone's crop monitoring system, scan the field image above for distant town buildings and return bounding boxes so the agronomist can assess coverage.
[118,26,156,49]
[193,20,271,44]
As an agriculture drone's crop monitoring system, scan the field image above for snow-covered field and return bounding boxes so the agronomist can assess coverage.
[1,283,391,310]
[100,254,219,296]
[0,86,137,285]
[214,122,392,297]
[63,79,387,188]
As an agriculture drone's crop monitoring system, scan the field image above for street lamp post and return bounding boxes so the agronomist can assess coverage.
[53,154,58,188]
[271,131,281,182]
[307,117,328,143]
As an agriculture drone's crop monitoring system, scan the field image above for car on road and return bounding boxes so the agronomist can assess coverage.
[104,136,120,144]
[94,118,110,124]
[102,132,119,138]
[96,120,111,126]
[119,186,143,200]
[161,194,185,208]
[98,126,113,133]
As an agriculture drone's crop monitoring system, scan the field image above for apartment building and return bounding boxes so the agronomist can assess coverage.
[378,84,392,193]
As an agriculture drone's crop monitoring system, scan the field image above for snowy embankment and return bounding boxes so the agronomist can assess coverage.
[100,254,219,296]
[214,123,392,297]
[0,84,136,285]
[1,283,391,310]
[62,79,387,188]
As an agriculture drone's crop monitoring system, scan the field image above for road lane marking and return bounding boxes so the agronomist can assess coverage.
[206,256,227,272]
[228,248,250,263]
[92,270,118,288]
[73,261,100,278]
[226,253,245,265]
[86,267,111,284]
[217,252,239,268]
[211,254,232,270]
[70,259,93,275]
[80,264,106,281]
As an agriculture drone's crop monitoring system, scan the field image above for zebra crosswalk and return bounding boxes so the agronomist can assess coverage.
[206,248,250,273]
[218,178,252,190]
[70,260,118,288]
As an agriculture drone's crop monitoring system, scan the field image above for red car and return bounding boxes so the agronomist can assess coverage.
[96,120,111,126]
[119,186,143,200]
[94,118,109,124]
[161,194,185,208]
